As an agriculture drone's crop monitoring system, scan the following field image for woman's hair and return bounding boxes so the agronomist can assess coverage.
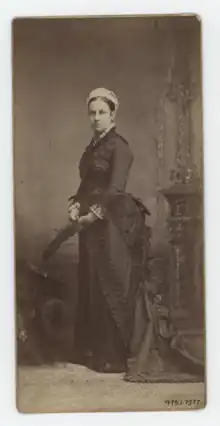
[88,96,116,112]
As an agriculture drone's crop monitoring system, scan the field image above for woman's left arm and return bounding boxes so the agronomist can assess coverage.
[102,138,133,204]
[89,138,133,217]
[114,140,133,186]
[82,139,133,224]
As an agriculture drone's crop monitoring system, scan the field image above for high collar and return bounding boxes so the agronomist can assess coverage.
[92,124,116,145]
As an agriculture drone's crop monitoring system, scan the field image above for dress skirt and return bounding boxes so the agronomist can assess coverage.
[74,205,146,370]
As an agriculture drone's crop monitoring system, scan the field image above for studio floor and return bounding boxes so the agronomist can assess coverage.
[17,364,205,413]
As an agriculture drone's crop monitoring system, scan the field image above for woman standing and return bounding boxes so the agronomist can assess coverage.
[42,88,204,382]
[68,88,150,373]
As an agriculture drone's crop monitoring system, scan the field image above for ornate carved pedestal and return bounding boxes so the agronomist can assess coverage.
[161,183,204,328]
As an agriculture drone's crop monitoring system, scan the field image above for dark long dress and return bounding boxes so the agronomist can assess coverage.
[42,127,204,380]
[40,129,203,382]
[72,127,149,371]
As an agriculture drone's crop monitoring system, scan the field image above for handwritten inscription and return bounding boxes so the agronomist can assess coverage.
[165,399,201,408]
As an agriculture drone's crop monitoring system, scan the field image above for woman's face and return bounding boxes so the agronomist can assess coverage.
[88,98,115,134]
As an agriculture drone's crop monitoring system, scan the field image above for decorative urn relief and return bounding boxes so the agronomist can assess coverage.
[156,27,204,329]
[160,176,203,327]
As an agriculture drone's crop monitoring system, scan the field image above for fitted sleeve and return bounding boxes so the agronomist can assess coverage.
[108,140,133,194]
[92,139,133,209]
[69,136,133,218]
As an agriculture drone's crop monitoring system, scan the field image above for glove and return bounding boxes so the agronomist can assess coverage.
[78,212,98,225]
[68,202,80,222]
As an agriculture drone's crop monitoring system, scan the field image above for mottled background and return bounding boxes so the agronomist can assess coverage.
[13,17,202,283]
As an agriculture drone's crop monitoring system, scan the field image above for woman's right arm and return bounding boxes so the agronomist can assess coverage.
[67,147,88,220]
[68,142,91,207]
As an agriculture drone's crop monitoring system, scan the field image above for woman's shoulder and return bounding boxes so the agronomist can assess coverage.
[108,129,128,145]
[107,129,133,154]
[112,131,134,162]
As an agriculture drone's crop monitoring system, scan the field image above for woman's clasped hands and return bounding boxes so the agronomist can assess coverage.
[68,201,98,227]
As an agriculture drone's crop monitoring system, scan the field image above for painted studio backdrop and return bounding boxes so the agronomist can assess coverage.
[13,17,204,363]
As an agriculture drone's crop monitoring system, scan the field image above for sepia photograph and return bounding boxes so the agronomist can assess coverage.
[13,15,205,413]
